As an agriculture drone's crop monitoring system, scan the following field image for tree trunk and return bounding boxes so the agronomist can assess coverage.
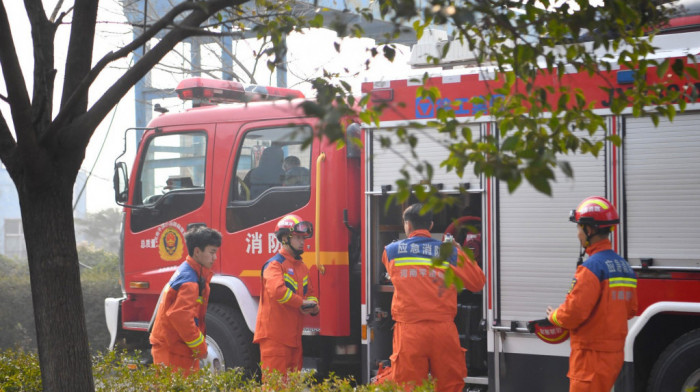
[19,174,94,391]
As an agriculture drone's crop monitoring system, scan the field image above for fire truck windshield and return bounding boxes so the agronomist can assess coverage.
[138,132,206,205]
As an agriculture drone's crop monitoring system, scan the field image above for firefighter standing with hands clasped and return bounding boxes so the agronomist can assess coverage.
[379,203,485,392]
[149,225,222,375]
[547,196,638,392]
[253,214,319,378]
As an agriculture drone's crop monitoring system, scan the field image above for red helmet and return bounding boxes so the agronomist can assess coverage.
[569,196,619,228]
[275,214,313,241]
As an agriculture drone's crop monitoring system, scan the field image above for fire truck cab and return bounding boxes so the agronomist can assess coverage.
[107,79,365,376]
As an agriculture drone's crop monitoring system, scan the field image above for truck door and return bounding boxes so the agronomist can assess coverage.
[122,127,213,330]
[220,120,317,314]
[216,118,357,375]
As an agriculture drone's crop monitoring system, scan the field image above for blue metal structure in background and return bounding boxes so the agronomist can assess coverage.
[121,0,420,128]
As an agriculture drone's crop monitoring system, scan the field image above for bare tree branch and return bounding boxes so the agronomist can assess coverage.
[58,0,241,148]
[60,0,98,114]
[217,35,268,83]
[50,1,202,137]
[0,107,17,160]
[49,0,65,22]
[23,0,58,137]
[0,2,33,148]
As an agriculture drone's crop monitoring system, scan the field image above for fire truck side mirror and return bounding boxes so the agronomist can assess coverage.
[113,162,129,205]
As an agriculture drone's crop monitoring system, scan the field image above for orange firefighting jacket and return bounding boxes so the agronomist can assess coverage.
[382,230,486,324]
[548,239,638,352]
[253,247,318,347]
[149,256,212,358]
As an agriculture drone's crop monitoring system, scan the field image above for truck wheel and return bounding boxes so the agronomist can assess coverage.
[647,329,700,392]
[203,303,259,376]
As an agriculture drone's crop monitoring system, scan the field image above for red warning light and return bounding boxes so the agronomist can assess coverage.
[176,77,304,106]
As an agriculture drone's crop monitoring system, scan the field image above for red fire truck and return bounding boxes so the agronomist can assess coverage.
[107,29,700,392]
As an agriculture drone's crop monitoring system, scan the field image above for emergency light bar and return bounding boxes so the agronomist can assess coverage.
[245,84,305,100]
[175,77,304,106]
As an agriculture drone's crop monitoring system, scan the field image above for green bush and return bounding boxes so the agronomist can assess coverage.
[0,269,35,351]
[1,349,434,391]
[0,349,42,392]
[79,245,123,353]
[0,245,122,354]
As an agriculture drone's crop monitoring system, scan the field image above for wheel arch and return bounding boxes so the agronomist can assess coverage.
[626,302,700,389]
[209,275,258,333]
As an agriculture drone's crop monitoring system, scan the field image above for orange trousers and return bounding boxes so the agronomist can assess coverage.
[568,348,624,392]
[258,338,303,379]
[151,345,199,376]
[389,321,467,392]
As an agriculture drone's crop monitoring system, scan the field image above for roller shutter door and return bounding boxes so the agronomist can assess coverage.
[498,132,606,322]
[624,113,700,268]
[369,126,482,192]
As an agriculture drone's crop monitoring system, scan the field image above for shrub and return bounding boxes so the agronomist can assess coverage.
[0,349,42,392]
[0,270,35,351]
[1,349,435,391]
[0,245,122,354]
[79,245,122,353]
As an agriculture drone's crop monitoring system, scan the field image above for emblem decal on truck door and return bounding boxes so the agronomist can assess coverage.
[154,222,185,261]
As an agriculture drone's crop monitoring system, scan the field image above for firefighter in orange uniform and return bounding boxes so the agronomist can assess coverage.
[547,196,638,392]
[381,203,485,392]
[253,214,319,378]
[149,225,222,375]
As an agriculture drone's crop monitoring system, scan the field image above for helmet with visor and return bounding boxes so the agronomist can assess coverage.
[275,214,314,242]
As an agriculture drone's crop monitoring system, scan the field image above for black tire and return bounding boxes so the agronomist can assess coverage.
[205,303,259,376]
[647,328,700,392]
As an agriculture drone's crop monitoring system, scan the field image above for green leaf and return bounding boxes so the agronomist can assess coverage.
[671,59,685,77]
[559,161,574,178]
[311,13,324,28]
[383,45,396,62]
[607,134,622,147]
[506,175,523,194]
[656,59,670,78]
[501,135,520,151]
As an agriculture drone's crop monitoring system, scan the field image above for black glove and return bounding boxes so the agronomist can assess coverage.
[527,318,554,333]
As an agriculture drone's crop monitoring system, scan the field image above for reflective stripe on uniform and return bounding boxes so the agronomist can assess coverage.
[278,288,293,304]
[186,332,204,348]
[284,273,298,290]
[551,309,563,327]
[394,257,449,269]
[609,277,637,288]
